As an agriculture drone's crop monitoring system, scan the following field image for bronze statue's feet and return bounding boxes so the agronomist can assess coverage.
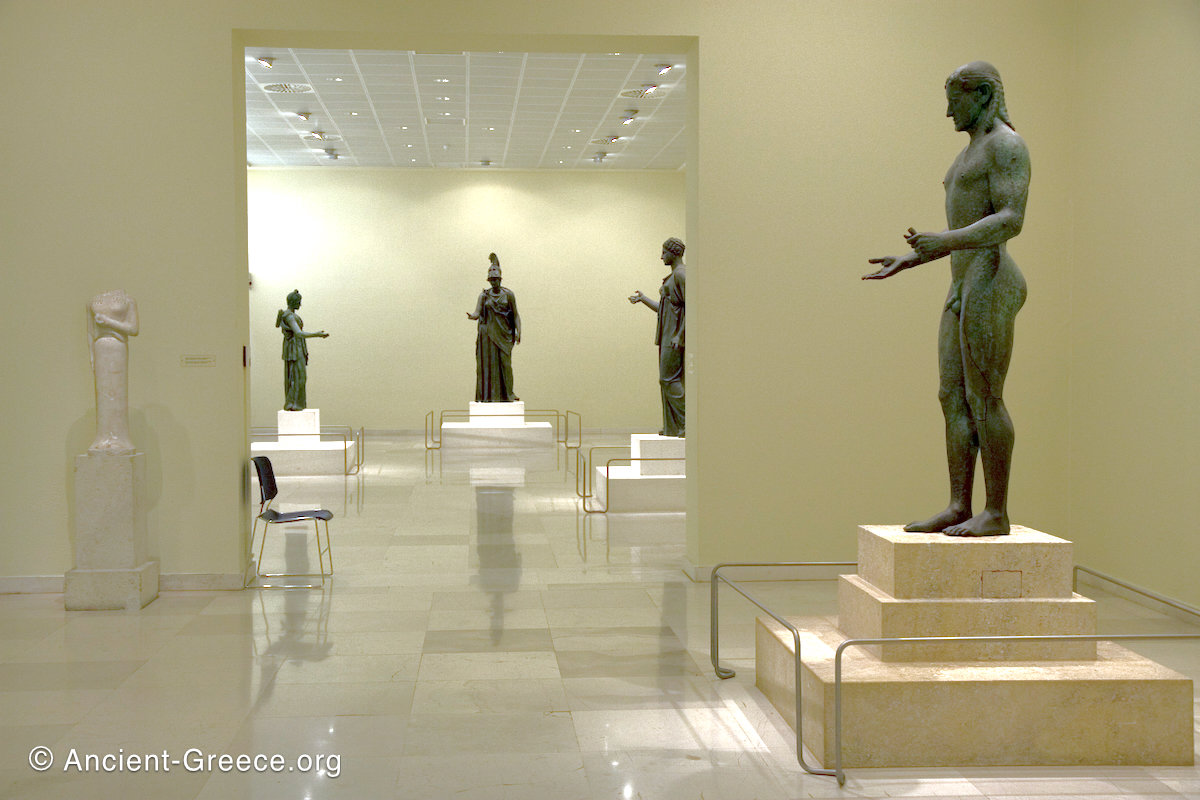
[903,506,971,533]
[943,510,1009,537]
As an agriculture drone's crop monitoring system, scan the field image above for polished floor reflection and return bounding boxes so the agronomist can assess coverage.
[1,434,1198,799]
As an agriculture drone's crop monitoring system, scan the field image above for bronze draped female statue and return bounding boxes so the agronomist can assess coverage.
[629,237,686,437]
[276,289,329,411]
[466,253,521,402]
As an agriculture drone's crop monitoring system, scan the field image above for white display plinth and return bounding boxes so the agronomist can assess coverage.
[278,409,320,445]
[441,402,553,446]
[755,525,1194,768]
[252,440,355,475]
[469,401,526,427]
[631,433,685,475]
[65,452,158,610]
[254,409,354,475]
[591,433,685,512]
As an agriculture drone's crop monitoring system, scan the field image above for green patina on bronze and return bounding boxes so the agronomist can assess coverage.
[276,289,329,411]
[629,237,685,438]
[467,253,521,403]
[863,62,1029,537]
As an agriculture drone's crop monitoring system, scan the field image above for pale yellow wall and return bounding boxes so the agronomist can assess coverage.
[1069,1,1200,605]
[2,0,1196,605]
[247,169,684,430]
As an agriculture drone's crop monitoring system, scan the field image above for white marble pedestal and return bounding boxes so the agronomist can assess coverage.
[441,402,554,446]
[594,434,685,512]
[252,408,355,474]
[755,525,1194,767]
[65,452,158,610]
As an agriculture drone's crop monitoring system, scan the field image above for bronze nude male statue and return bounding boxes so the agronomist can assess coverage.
[863,62,1029,537]
[629,237,686,437]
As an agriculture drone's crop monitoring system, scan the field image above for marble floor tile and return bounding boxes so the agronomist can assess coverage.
[422,627,554,653]
[411,678,569,714]
[416,651,560,681]
[402,711,579,755]
[0,661,144,691]
[3,436,1198,800]
[392,752,589,800]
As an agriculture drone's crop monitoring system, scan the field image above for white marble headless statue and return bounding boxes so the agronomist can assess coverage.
[87,289,140,455]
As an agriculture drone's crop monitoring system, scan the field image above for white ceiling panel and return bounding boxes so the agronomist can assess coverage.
[245,48,686,169]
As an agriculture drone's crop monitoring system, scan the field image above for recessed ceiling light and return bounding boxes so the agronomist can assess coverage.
[407,144,414,148]
[563,145,572,150]
[400,126,408,130]
[436,96,451,101]
[256,56,274,69]
[441,112,452,116]
[486,127,495,131]
[291,111,311,121]
[263,83,313,94]
[435,78,449,84]
[410,158,416,162]
[480,160,491,167]
[656,64,673,75]
[349,111,359,116]
[572,129,581,134]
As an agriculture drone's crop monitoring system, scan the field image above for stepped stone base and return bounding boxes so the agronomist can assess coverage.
[756,615,1194,768]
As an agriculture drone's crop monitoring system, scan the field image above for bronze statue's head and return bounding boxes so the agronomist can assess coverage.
[286,289,302,310]
[487,253,501,283]
[945,61,1012,133]
[661,237,685,264]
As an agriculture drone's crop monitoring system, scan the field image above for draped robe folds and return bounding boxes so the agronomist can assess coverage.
[655,264,685,437]
[474,287,520,402]
[279,310,309,411]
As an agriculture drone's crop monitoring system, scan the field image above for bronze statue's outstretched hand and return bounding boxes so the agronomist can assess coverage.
[863,252,917,280]
[628,291,646,304]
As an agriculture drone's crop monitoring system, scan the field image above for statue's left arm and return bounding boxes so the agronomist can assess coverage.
[508,290,521,344]
[907,132,1030,260]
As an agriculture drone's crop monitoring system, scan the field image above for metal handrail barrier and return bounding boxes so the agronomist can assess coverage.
[425,408,567,449]
[711,561,1200,786]
[833,632,1200,785]
[1073,564,1200,622]
[710,562,856,779]
[575,445,629,503]
[250,426,358,475]
[564,410,582,449]
[574,447,684,513]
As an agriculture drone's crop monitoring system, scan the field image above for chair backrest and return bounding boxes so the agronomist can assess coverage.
[251,456,279,505]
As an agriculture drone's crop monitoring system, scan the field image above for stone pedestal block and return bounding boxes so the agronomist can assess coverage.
[837,574,1096,661]
[278,408,320,445]
[66,452,158,610]
[630,433,685,476]
[469,401,526,426]
[751,524,1194,768]
[594,465,685,512]
[756,616,1193,768]
[858,524,1075,599]
[443,402,552,446]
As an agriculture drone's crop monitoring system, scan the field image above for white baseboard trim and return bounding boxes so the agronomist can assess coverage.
[2,573,245,593]
[0,576,65,593]
[159,573,245,591]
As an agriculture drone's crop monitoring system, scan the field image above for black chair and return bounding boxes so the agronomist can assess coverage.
[248,456,334,588]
